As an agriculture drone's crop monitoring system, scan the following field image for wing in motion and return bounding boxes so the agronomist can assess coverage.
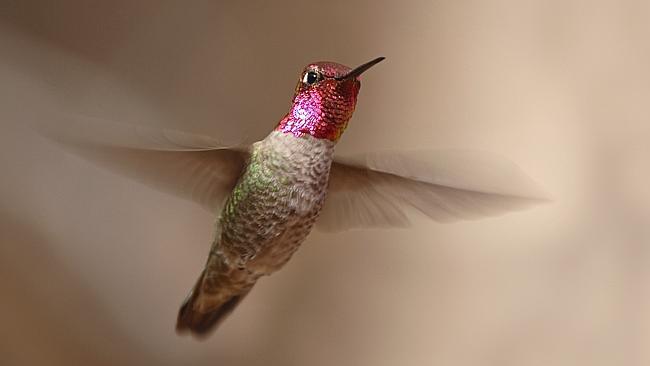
[317,150,549,232]
[42,116,249,213]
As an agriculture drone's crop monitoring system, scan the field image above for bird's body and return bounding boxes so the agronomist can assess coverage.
[175,58,367,334]
[177,132,335,332]
[220,131,334,274]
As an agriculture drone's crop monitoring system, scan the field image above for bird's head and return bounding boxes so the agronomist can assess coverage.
[276,57,384,142]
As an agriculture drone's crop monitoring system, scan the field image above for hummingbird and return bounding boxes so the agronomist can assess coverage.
[47,57,546,338]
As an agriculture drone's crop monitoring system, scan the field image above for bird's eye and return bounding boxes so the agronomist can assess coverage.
[302,71,321,85]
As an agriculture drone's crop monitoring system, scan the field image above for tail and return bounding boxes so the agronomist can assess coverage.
[176,270,252,338]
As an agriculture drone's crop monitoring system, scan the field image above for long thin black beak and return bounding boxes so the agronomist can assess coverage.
[336,57,385,80]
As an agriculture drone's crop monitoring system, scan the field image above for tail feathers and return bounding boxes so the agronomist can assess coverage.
[176,270,251,338]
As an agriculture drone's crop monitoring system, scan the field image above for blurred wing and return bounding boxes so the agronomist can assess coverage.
[43,116,249,213]
[317,150,549,232]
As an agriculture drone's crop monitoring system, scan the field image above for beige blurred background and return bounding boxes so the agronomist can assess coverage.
[1,1,649,365]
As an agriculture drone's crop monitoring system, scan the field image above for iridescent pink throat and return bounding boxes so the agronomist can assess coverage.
[275,80,359,141]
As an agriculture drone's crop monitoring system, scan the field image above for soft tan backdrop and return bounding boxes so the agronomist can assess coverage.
[1,1,649,365]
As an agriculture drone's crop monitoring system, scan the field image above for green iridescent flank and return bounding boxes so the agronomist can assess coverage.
[221,147,285,224]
